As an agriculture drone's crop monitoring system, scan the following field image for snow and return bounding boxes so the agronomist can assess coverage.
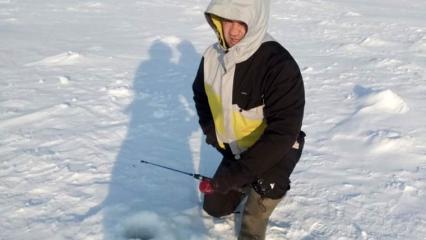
[0,0,425,239]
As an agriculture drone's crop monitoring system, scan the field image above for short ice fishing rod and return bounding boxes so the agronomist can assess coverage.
[140,160,214,194]
[140,160,211,181]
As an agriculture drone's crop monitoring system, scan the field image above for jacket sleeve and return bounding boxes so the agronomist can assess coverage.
[192,58,218,147]
[236,53,305,183]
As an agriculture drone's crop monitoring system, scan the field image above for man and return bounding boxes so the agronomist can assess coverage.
[192,0,305,239]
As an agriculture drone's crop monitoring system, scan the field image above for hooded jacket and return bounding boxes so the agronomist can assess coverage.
[193,0,305,197]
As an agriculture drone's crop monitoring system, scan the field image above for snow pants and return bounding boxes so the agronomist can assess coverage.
[203,187,282,240]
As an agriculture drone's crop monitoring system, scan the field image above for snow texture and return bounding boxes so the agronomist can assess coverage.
[1,0,425,239]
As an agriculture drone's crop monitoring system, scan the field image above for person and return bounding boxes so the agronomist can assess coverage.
[192,0,306,239]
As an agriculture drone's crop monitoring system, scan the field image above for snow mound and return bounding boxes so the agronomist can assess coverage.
[358,89,409,114]
[25,51,84,66]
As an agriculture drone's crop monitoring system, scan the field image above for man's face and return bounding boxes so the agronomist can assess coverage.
[222,19,247,48]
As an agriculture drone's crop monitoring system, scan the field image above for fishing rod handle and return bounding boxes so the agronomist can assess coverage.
[193,174,211,181]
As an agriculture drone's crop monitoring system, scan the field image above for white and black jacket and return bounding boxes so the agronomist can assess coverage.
[193,0,305,198]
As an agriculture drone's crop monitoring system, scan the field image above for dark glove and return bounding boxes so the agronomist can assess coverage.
[203,123,218,146]
[211,159,252,194]
[203,124,233,158]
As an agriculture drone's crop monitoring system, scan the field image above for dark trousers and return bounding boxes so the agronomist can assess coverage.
[203,158,283,240]
[203,187,282,240]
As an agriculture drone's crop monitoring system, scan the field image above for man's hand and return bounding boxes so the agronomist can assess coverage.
[199,157,253,195]
[211,159,251,194]
[199,175,240,195]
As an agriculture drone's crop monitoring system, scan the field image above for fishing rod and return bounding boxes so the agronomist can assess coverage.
[140,159,211,181]
[140,159,214,193]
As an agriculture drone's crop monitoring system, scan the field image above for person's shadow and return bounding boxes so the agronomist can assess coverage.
[98,40,218,239]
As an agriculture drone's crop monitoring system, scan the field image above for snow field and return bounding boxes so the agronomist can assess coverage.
[1,0,425,239]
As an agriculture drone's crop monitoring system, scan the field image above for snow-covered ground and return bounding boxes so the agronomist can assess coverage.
[1,0,425,239]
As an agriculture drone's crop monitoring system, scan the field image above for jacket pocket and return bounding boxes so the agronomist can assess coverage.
[232,104,266,149]
[237,104,264,120]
